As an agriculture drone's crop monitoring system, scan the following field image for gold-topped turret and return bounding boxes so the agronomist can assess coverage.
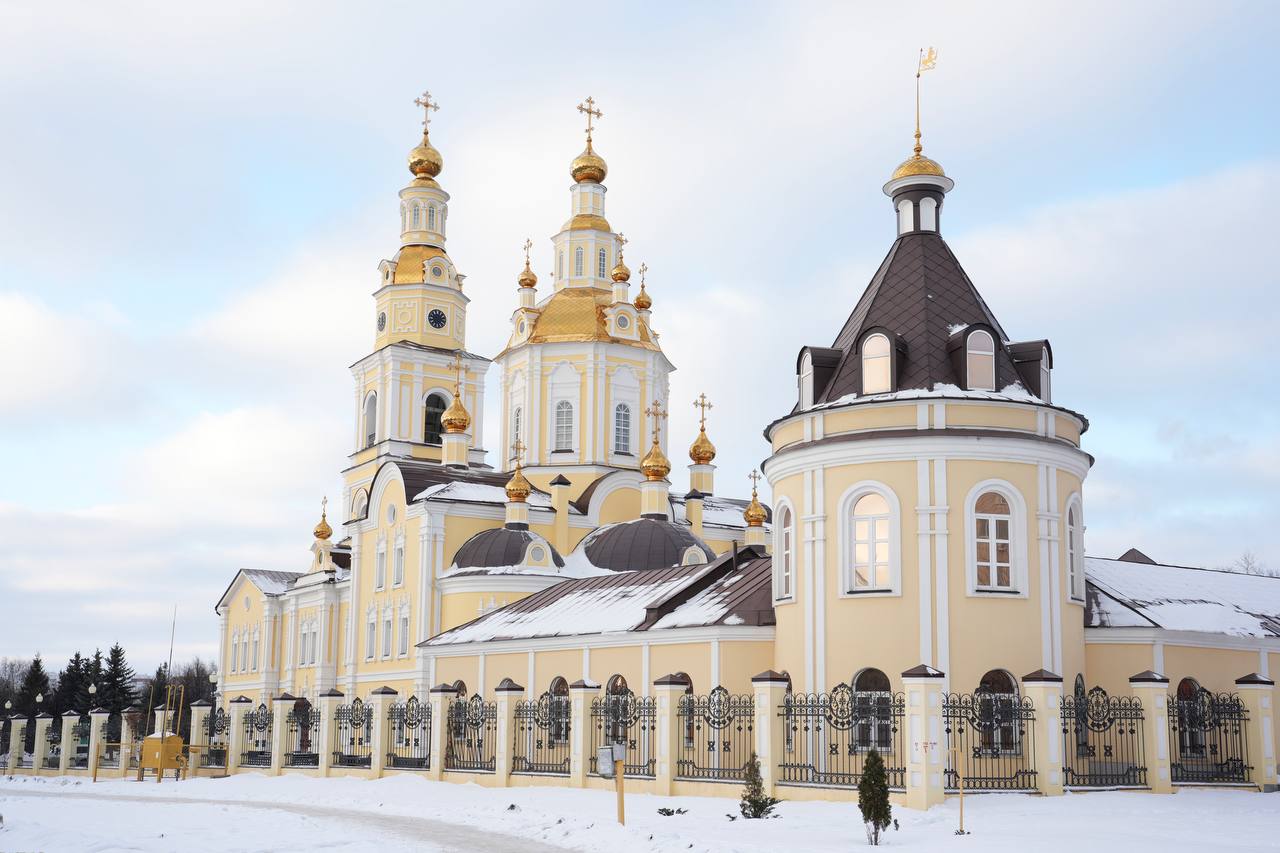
[518,238,537,288]
[744,470,767,527]
[409,91,444,181]
[570,96,608,184]
[640,399,671,481]
[441,353,471,433]
[890,48,945,181]
[634,262,652,310]
[689,393,717,464]
[312,496,333,540]
[611,233,631,282]
[505,440,532,503]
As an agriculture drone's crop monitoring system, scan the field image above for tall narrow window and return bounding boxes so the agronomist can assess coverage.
[230,637,238,673]
[398,612,409,655]
[393,544,404,586]
[861,333,891,394]
[557,252,563,279]
[574,247,584,277]
[778,506,795,599]
[365,616,375,660]
[512,406,522,453]
[554,401,574,451]
[967,330,996,391]
[974,491,1013,589]
[382,615,392,658]
[240,637,247,671]
[1067,507,1082,599]
[799,352,814,408]
[851,493,891,590]
[1039,347,1052,403]
[853,668,892,750]
[412,205,420,228]
[375,549,387,589]
[252,635,259,670]
[424,393,446,446]
[613,403,631,454]
[976,670,1019,751]
[364,393,378,447]
[400,205,407,232]
[598,247,607,277]
[427,205,437,230]
[309,631,317,665]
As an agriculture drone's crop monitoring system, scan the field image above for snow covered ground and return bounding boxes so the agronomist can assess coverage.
[1,773,1277,852]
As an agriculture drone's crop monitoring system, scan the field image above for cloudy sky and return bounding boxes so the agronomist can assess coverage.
[1,1,1277,671]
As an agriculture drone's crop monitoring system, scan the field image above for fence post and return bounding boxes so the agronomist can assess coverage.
[495,678,524,785]
[119,707,141,779]
[369,686,398,779]
[1128,671,1173,794]
[1020,669,1064,796]
[32,714,52,775]
[317,689,344,778]
[189,699,211,771]
[9,719,26,772]
[427,684,453,780]
[88,707,110,778]
[568,679,599,788]
[652,674,686,795]
[226,696,252,775]
[59,711,78,773]
[901,664,946,810]
[751,670,789,796]
[1234,673,1277,791]
[270,694,294,776]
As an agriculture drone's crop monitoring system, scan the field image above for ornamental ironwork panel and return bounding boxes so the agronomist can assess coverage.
[1169,690,1250,784]
[331,698,374,768]
[69,715,91,769]
[513,692,571,776]
[42,722,61,769]
[444,695,497,772]
[0,718,9,770]
[18,719,34,768]
[675,687,755,782]
[943,692,1037,791]
[201,708,229,768]
[778,685,905,789]
[589,690,657,778]
[1061,686,1146,787]
[98,718,122,769]
[387,696,431,770]
[284,700,320,768]
[240,704,273,768]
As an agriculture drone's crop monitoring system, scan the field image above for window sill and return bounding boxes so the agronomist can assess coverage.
[839,587,900,598]
[550,449,576,455]
[773,595,796,605]
[969,587,1024,597]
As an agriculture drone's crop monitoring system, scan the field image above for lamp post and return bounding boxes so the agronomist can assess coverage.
[88,682,98,712]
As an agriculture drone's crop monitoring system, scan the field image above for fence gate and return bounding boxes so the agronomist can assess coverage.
[387,696,431,770]
[1061,686,1146,788]
[943,692,1037,791]
[590,690,657,778]
[675,687,755,782]
[513,692,571,775]
[98,715,122,770]
[202,708,229,768]
[42,721,61,769]
[70,715,91,769]
[332,698,373,768]
[284,699,320,768]
[241,704,273,767]
[1169,690,1250,784]
[779,684,905,789]
[444,694,496,772]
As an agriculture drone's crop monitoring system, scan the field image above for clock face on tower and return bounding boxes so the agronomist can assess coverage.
[428,309,448,330]
[377,312,386,332]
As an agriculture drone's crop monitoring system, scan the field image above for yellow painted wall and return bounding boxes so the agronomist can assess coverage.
[825,405,915,434]
[945,403,1038,432]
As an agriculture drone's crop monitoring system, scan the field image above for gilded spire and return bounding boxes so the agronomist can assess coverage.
[689,393,717,465]
[890,49,945,181]
[518,237,537,288]
[505,440,532,503]
[640,399,671,481]
[408,90,444,180]
[313,496,333,540]
[570,96,608,184]
[634,262,652,310]
[744,470,767,527]
[441,352,471,433]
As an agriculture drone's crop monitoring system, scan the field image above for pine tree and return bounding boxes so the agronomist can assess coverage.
[17,655,50,753]
[54,652,87,717]
[82,649,105,709]
[101,643,137,714]
[739,751,781,819]
[858,748,893,845]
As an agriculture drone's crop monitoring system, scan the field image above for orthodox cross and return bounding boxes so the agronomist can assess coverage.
[320,496,327,518]
[511,439,526,468]
[577,96,603,141]
[451,352,465,394]
[644,399,667,445]
[522,237,533,265]
[693,393,713,429]
[748,469,762,493]
[414,90,440,131]
[637,262,648,286]
[914,48,937,156]
[616,232,627,262]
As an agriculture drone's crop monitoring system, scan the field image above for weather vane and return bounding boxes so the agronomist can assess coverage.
[577,96,603,142]
[914,48,938,156]
[414,90,440,132]
[694,393,713,429]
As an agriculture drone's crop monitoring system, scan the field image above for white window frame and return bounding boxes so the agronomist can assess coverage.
[363,392,378,448]
[613,403,632,455]
[1065,495,1085,602]
[774,500,796,602]
[597,247,607,278]
[239,635,248,672]
[252,632,259,671]
[1039,346,1051,403]
[861,333,891,395]
[837,482,902,597]
[393,540,405,587]
[381,610,393,659]
[375,544,387,590]
[966,329,996,391]
[427,204,437,231]
[365,610,376,661]
[574,247,584,277]
[230,636,238,673]
[964,480,1029,597]
[554,400,574,451]
[798,352,814,408]
[398,608,410,657]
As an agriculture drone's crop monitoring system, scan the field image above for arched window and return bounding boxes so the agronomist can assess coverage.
[897,198,913,234]
[400,205,406,232]
[412,205,420,229]
[424,393,446,446]
[966,329,996,391]
[554,401,574,451]
[1039,347,1051,403]
[974,491,1013,590]
[1176,677,1200,700]
[852,668,892,749]
[574,247,584,277]
[776,505,795,600]
[427,204,437,230]
[597,247,607,278]
[613,403,631,454]
[548,677,571,744]
[798,352,814,408]
[452,679,467,699]
[511,406,522,453]
[851,493,891,591]
[363,393,378,448]
[557,251,563,279]
[606,674,628,696]
[976,669,1019,752]
[351,489,368,520]
[919,196,938,231]
[1066,505,1083,600]
[861,333,891,395]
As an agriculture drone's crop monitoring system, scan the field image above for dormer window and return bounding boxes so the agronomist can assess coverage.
[799,352,814,408]
[966,330,996,391]
[861,333,891,394]
[1039,347,1052,403]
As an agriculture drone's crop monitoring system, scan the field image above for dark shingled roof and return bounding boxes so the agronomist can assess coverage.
[815,231,1026,404]
[452,526,564,570]
[581,518,715,572]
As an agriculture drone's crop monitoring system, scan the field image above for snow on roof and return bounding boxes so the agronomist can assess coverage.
[670,495,770,531]
[1085,556,1280,637]
[414,481,556,509]
[240,569,303,596]
[805,382,1043,412]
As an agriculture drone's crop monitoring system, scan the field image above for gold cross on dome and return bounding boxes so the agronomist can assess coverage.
[644,399,667,444]
[451,351,465,393]
[577,96,603,140]
[414,90,440,130]
[693,393,713,428]
[522,238,533,264]
[511,439,526,467]
[616,232,627,261]
[637,262,648,285]
[749,469,761,492]
[320,496,327,517]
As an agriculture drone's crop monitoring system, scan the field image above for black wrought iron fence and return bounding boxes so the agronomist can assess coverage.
[513,692,571,775]
[241,704,273,768]
[284,700,320,768]
[98,717,122,770]
[444,695,497,772]
[1169,690,1250,784]
[331,698,374,768]
[387,696,431,770]
[779,685,905,789]
[0,718,10,770]
[589,691,657,778]
[202,708,229,768]
[69,715,91,769]
[42,721,61,769]
[943,692,1037,791]
[675,687,755,782]
[1061,687,1146,787]
[18,720,34,768]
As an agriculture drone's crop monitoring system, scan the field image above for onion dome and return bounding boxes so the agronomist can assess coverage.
[312,503,332,540]
[640,438,671,481]
[689,427,716,465]
[505,466,532,503]
[744,492,767,527]
[634,281,652,311]
[409,132,443,179]
[451,527,564,572]
[574,518,714,572]
[518,258,537,289]
[611,258,631,282]
[570,138,608,184]
[441,393,471,433]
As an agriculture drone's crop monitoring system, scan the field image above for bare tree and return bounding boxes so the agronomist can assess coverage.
[1222,551,1278,577]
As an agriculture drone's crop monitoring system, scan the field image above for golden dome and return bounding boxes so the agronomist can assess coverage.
[611,259,631,282]
[505,467,532,503]
[441,394,471,433]
[565,213,612,232]
[570,138,608,184]
[634,282,652,311]
[640,439,671,481]
[689,428,716,465]
[744,491,767,527]
[409,132,443,179]
[890,152,945,181]
[518,259,537,288]
[313,507,332,541]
